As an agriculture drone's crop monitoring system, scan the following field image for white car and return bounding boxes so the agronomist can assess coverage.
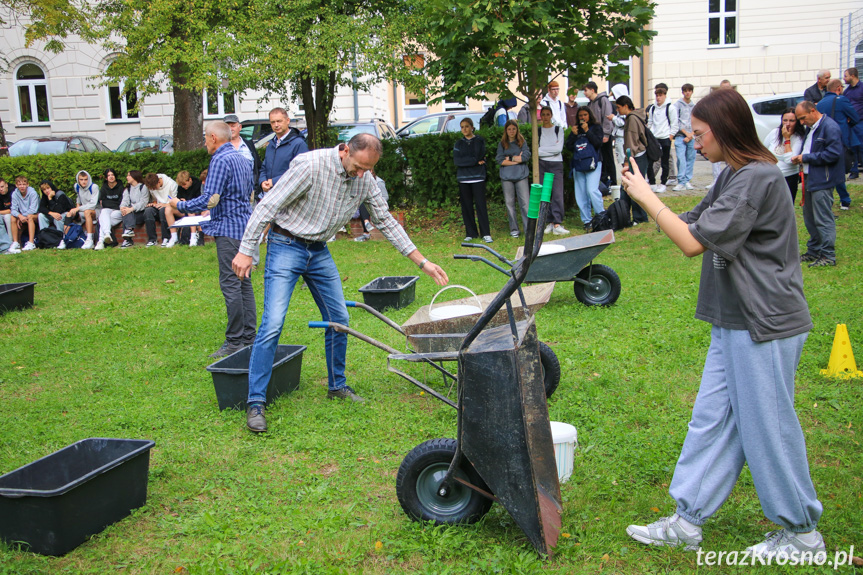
[747,92,805,143]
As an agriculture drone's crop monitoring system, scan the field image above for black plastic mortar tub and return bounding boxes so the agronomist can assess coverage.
[0,283,37,314]
[358,276,419,312]
[0,438,155,556]
[206,344,306,410]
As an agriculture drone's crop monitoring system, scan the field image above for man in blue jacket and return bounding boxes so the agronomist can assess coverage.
[792,101,844,267]
[817,79,859,209]
[259,108,308,194]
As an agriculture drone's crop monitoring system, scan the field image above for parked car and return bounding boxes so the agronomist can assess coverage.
[115,135,173,154]
[396,111,485,138]
[331,119,398,141]
[9,136,111,157]
[241,118,305,144]
[747,92,805,142]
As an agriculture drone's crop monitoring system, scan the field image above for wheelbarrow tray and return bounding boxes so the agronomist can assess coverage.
[401,283,555,353]
[516,231,614,283]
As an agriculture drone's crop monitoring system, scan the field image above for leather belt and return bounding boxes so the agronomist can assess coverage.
[271,224,317,245]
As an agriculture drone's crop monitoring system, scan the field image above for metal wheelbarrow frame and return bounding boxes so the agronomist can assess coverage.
[394,186,563,556]
[512,230,621,306]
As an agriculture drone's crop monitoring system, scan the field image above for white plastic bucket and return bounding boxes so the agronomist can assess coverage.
[610,185,621,200]
[428,285,483,321]
[550,421,578,483]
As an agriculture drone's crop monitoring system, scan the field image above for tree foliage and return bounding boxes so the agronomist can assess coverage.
[422,0,656,181]
[226,0,426,149]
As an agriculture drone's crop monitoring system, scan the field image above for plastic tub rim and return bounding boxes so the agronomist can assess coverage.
[357,275,419,294]
[0,438,155,499]
[206,344,307,375]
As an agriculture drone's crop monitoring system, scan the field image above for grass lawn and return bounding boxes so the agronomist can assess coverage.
[1,191,862,574]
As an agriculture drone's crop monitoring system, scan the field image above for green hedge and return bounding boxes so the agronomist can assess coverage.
[376,125,576,208]
[0,149,212,200]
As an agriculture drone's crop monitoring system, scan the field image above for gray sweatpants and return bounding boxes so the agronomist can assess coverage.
[215,236,257,345]
[670,327,822,533]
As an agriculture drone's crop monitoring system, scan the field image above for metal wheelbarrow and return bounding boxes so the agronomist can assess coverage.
[308,281,561,408]
[393,177,563,556]
[512,230,621,306]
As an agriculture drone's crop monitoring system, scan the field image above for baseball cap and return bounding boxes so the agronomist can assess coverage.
[224,114,240,124]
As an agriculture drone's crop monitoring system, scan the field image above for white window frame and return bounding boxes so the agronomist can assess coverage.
[105,78,140,123]
[203,89,238,118]
[606,56,633,97]
[708,0,738,48]
[401,53,428,120]
[14,62,51,126]
[856,40,863,73]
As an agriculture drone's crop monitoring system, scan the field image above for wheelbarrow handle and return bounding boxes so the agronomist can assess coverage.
[344,301,405,335]
[452,254,512,277]
[308,321,401,354]
[459,242,514,267]
[308,321,330,329]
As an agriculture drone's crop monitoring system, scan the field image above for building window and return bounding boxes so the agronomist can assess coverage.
[402,54,427,121]
[856,40,863,72]
[708,0,737,47]
[204,90,237,118]
[607,52,633,97]
[14,63,50,124]
[107,80,139,120]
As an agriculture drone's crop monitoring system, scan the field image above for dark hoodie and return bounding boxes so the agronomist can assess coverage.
[453,135,487,182]
[176,177,202,201]
[39,187,73,217]
[100,180,124,210]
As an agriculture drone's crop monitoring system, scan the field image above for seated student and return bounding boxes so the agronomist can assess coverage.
[119,170,155,248]
[171,170,203,246]
[6,175,40,253]
[200,169,208,186]
[37,180,73,248]
[95,168,124,250]
[143,172,180,247]
[0,177,12,241]
[67,170,100,249]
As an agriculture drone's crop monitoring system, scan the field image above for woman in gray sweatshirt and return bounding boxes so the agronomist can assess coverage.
[119,170,155,247]
[495,120,531,237]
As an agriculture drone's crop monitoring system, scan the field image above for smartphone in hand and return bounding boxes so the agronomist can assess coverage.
[623,147,632,168]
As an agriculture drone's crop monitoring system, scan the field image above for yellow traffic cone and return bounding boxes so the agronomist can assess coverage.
[820,324,863,379]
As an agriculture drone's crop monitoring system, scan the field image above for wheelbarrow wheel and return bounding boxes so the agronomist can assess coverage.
[573,264,621,306]
[396,438,493,525]
[539,342,561,398]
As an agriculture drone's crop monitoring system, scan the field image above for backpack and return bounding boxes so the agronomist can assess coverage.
[571,134,599,172]
[479,106,497,129]
[589,199,632,232]
[627,114,662,163]
[37,227,64,249]
[63,224,86,249]
[647,103,671,125]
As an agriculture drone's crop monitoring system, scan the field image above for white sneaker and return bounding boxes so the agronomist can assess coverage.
[189,232,199,247]
[705,180,714,189]
[626,513,702,551]
[161,238,169,247]
[57,240,66,250]
[745,529,826,564]
[6,242,21,254]
[81,238,94,250]
[685,182,694,190]
[482,235,493,243]
[146,240,158,247]
[552,225,569,235]
[544,224,553,234]
[94,240,105,251]
[165,236,178,248]
[672,184,685,191]
[655,184,667,193]
[22,241,36,251]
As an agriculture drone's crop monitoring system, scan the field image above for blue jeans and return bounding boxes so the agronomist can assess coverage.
[572,164,604,224]
[670,327,820,532]
[674,135,696,185]
[247,232,350,403]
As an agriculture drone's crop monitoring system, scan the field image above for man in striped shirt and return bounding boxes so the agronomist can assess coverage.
[232,133,448,433]
[169,121,256,358]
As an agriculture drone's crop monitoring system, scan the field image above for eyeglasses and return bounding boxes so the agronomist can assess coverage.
[694,129,712,145]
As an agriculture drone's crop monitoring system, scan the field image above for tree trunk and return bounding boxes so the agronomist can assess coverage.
[529,67,540,185]
[170,62,205,152]
[301,69,337,150]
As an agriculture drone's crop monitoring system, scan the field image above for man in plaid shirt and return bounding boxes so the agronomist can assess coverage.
[232,133,448,433]
[170,122,257,358]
